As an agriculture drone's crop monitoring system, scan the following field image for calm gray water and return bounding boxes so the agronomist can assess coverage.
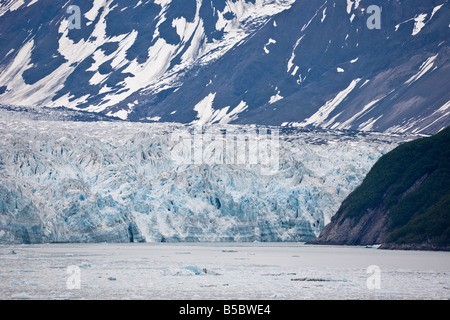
[1,243,449,300]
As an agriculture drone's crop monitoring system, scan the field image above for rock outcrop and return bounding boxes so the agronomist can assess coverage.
[312,126,450,251]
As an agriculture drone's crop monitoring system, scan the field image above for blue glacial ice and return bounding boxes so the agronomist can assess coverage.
[0,110,412,243]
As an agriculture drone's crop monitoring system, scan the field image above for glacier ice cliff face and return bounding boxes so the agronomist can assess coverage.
[0,110,411,243]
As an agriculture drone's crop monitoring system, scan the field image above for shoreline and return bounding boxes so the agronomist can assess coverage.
[307,240,450,252]
[2,240,450,252]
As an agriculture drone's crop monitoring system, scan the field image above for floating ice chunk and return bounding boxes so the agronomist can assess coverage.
[11,292,32,300]
[164,267,195,276]
[79,262,92,268]
[182,266,205,275]
[164,266,217,276]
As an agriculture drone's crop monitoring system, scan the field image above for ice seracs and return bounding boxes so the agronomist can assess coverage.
[0,108,412,244]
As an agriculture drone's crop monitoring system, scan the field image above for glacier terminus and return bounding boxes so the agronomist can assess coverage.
[0,108,413,244]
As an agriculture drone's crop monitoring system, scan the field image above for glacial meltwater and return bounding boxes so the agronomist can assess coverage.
[0,243,449,300]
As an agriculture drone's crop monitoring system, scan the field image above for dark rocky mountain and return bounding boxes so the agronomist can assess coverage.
[312,126,450,251]
[0,0,449,134]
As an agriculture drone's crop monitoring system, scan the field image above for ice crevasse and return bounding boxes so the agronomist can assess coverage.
[0,112,408,243]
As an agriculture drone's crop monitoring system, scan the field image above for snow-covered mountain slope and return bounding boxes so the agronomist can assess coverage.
[0,0,295,118]
[0,0,449,134]
[0,108,412,243]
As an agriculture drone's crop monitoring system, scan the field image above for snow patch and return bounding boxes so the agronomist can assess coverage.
[405,54,438,85]
[192,93,248,125]
[412,14,428,36]
[321,7,327,23]
[27,0,38,7]
[263,38,276,54]
[349,13,355,23]
[360,79,370,88]
[358,115,383,132]
[147,116,162,122]
[287,36,304,73]
[296,79,361,128]
[301,1,327,32]
[9,0,24,12]
[430,4,444,21]
[85,0,106,21]
[269,90,283,104]
[346,0,354,14]
[438,100,450,112]
[107,110,129,120]
[192,93,217,126]
[0,0,297,117]
[338,98,383,130]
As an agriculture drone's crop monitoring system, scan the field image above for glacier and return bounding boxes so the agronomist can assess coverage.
[0,108,413,244]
